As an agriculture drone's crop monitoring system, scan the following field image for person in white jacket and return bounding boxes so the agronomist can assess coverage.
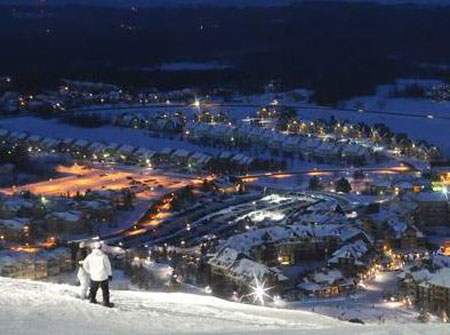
[83,242,113,307]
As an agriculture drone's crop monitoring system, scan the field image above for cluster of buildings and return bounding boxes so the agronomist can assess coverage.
[254,106,440,162]
[199,182,449,306]
[0,187,135,280]
[205,193,377,301]
[0,78,203,115]
[0,247,72,280]
[0,189,128,243]
[185,122,376,166]
[398,253,450,320]
[0,126,284,174]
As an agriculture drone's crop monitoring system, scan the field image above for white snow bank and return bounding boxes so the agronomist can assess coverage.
[0,277,449,335]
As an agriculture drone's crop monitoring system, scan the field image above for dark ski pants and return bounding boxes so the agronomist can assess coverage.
[89,279,110,304]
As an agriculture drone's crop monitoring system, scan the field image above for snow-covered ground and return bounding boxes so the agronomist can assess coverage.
[1,276,449,335]
[345,96,450,118]
[291,272,419,324]
[1,81,450,158]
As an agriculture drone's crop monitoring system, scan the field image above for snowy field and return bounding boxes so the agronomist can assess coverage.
[1,277,449,335]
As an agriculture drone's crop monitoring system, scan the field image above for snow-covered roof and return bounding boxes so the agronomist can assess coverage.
[2,198,34,212]
[47,210,83,223]
[298,281,322,292]
[221,224,342,255]
[428,268,450,288]
[118,144,136,154]
[134,147,156,157]
[106,142,119,150]
[41,137,60,148]
[328,240,369,264]
[208,247,241,270]
[0,218,30,231]
[62,138,75,145]
[311,269,344,285]
[172,149,191,158]
[229,258,272,282]
[160,147,174,155]
[88,142,106,152]
[73,139,90,148]
[27,135,43,142]
[9,132,28,140]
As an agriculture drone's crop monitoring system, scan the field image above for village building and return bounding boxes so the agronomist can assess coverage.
[0,197,35,219]
[0,248,72,280]
[381,219,425,251]
[327,239,373,277]
[298,269,355,298]
[133,147,157,166]
[117,144,137,163]
[399,261,450,319]
[40,137,61,151]
[208,247,288,297]
[45,210,88,235]
[8,131,28,144]
[0,218,30,241]
[410,192,449,227]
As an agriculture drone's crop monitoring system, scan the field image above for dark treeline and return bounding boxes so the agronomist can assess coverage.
[1,3,450,103]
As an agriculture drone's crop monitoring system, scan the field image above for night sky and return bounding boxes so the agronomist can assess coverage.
[1,0,449,7]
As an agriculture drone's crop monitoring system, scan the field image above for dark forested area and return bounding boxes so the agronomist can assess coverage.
[1,3,449,103]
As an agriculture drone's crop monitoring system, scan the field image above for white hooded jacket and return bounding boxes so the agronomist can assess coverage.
[83,249,112,282]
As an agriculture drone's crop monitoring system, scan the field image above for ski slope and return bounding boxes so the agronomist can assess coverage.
[1,277,449,335]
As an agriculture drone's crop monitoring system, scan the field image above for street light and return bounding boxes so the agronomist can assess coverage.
[193,99,201,108]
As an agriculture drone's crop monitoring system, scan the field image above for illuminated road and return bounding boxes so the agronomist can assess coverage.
[239,164,417,181]
[59,102,450,122]
[0,164,202,200]
[2,100,447,121]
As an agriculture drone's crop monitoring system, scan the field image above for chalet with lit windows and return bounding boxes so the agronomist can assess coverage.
[381,219,425,251]
[134,147,157,166]
[327,239,374,277]
[116,144,137,163]
[71,139,91,156]
[87,142,107,159]
[410,192,449,227]
[399,262,450,319]
[59,138,75,153]
[208,247,288,296]
[0,218,30,241]
[298,269,356,298]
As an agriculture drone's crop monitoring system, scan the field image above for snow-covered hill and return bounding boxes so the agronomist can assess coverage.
[1,277,449,335]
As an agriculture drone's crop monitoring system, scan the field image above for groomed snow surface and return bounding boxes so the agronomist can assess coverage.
[1,277,448,335]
